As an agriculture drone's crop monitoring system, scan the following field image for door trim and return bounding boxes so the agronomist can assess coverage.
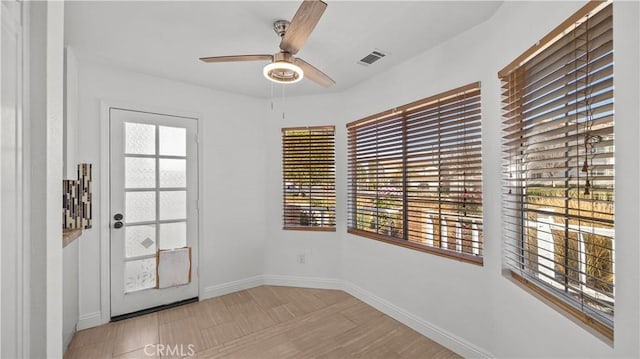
[97,101,203,327]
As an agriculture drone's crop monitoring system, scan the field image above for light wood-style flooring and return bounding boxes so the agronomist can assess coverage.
[65,286,460,358]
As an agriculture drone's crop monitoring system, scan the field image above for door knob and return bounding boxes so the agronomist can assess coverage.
[114,221,124,229]
[114,213,123,221]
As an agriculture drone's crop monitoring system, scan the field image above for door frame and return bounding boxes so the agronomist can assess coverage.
[98,101,203,326]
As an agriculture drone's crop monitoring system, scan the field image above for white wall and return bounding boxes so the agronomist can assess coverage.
[264,1,639,357]
[75,63,268,325]
[264,93,346,282]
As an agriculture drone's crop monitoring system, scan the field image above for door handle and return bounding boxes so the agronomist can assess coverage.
[114,213,123,221]
[114,221,124,229]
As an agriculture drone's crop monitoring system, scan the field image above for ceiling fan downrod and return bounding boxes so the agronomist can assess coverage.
[273,20,290,38]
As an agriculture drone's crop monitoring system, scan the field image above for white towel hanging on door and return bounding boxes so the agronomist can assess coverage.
[157,247,191,288]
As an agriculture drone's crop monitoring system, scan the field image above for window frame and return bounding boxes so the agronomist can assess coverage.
[281,125,336,232]
[347,82,483,265]
[499,0,614,340]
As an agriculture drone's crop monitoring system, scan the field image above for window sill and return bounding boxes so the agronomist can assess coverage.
[283,226,336,232]
[509,270,614,343]
[347,228,483,266]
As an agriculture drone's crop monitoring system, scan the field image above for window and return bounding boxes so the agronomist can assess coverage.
[500,1,613,339]
[347,83,482,264]
[282,126,336,231]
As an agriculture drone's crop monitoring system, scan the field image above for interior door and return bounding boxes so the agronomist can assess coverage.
[109,108,198,317]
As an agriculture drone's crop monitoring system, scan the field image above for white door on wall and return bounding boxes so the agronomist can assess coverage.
[109,108,199,317]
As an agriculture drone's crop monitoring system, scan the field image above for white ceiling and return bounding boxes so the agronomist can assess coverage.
[65,1,502,98]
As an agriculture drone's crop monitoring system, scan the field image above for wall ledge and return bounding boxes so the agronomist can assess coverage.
[62,229,82,248]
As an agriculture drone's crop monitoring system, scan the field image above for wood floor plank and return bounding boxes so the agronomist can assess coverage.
[64,339,116,359]
[219,290,253,308]
[66,286,460,359]
[67,321,120,350]
[312,288,352,306]
[340,298,385,325]
[265,304,297,323]
[218,334,302,359]
[200,321,245,347]
[112,313,159,356]
[246,285,285,309]
[195,297,235,328]
[157,302,197,325]
[158,316,212,354]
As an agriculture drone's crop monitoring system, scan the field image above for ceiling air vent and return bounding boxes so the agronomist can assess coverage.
[357,49,388,66]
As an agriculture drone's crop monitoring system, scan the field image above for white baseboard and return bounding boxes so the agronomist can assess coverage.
[200,275,264,300]
[77,311,105,331]
[343,281,493,359]
[263,274,343,290]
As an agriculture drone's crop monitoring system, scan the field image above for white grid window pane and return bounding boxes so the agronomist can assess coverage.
[159,191,186,220]
[124,258,156,293]
[159,222,187,250]
[125,157,156,189]
[159,159,186,188]
[125,122,155,155]
[159,126,186,156]
[125,191,156,223]
[125,225,156,258]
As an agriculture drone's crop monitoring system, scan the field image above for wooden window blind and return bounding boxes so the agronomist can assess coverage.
[347,83,482,264]
[500,1,614,338]
[282,126,336,231]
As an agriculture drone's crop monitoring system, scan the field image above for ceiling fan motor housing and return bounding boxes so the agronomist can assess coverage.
[273,52,294,63]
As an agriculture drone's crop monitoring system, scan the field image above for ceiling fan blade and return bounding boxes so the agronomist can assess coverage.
[199,55,273,63]
[280,0,327,55]
[295,58,335,88]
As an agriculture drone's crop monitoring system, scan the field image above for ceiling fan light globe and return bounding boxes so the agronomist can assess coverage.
[263,61,304,84]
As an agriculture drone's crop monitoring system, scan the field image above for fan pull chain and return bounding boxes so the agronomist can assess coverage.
[270,81,274,110]
[281,84,286,120]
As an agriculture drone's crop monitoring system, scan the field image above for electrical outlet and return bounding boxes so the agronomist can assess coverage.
[297,254,306,264]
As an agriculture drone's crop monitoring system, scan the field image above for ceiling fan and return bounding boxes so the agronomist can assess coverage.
[199,0,335,88]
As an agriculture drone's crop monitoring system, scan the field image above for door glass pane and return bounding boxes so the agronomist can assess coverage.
[126,191,156,223]
[125,122,155,155]
[159,191,186,220]
[124,258,156,293]
[125,225,156,258]
[125,157,156,189]
[159,126,186,156]
[159,222,187,250]
[159,159,186,188]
